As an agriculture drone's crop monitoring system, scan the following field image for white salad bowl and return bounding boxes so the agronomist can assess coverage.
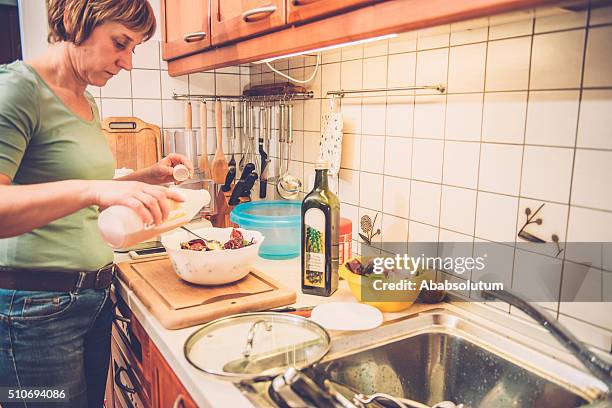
[161,227,264,285]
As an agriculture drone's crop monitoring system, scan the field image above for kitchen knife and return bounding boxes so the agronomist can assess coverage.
[258,107,268,199]
[238,162,255,182]
[221,166,236,192]
[227,179,246,206]
[240,171,258,198]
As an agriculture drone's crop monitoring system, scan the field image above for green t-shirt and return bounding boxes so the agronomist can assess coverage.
[0,61,115,271]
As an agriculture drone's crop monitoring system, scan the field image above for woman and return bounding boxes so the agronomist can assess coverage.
[0,1,191,406]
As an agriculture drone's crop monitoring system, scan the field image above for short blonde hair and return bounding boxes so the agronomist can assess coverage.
[47,0,156,45]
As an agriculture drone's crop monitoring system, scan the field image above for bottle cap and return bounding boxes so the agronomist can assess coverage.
[173,164,190,182]
[314,159,329,170]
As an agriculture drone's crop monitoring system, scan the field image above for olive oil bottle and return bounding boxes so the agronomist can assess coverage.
[301,160,340,296]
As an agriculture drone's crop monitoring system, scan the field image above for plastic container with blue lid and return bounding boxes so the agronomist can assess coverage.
[230,200,301,260]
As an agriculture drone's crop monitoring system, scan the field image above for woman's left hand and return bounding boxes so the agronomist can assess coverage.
[146,153,194,185]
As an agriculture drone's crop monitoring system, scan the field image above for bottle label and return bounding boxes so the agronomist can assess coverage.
[304,208,326,288]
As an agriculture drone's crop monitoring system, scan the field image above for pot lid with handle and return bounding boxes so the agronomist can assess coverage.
[184,312,331,383]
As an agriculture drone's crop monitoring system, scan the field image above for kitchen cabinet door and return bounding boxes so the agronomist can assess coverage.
[150,343,198,408]
[287,0,379,24]
[161,0,211,60]
[212,0,286,45]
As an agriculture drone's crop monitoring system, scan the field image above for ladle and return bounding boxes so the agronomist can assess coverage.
[277,104,302,199]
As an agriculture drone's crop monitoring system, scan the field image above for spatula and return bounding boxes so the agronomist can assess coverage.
[199,101,211,179]
[211,99,229,184]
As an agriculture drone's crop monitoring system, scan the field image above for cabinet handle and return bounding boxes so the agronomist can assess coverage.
[114,366,136,394]
[183,31,207,42]
[242,5,277,22]
[292,0,320,5]
[173,395,186,408]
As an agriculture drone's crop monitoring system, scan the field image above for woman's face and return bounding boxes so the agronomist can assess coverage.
[73,22,145,87]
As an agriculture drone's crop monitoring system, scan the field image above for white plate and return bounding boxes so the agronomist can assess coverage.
[310,302,383,331]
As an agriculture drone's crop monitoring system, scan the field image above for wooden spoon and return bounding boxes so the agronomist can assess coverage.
[211,99,229,184]
[199,101,211,179]
[184,101,192,130]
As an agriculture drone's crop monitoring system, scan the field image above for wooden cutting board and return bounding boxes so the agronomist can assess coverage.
[117,258,296,330]
[102,116,161,170]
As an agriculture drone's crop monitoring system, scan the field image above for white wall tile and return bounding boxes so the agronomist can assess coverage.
[450,18,489,46]
[475,191,519,242]
[101,70,131,98]
[340,60,363,91]
[445,93,483,142]
[577,90,612,149]
[360,135,385,173]
[341,45,363,61]
[525,90,579,147]
[521,146,573,203]
[412,139,444,183]
[161,99,185,128]
[443,141,480,189]
[338,169,359,205]
[340,98,362,134]
[440,186,477,235]
[485,37,531,91]
[389,32,417,54]
[303,99,321,132]
[571,149,612,211]
[363,56,388,90]
[216,74,241,95]
[417,26,450,50]
[409,180,441,226]
[132,99,162,126]
[512,249,562,306]
[479,143,523,195]
[448,43,486,93]
[363,40,389,58]
[101,98,132,119]
[590,5,612,25]
[482,91,527,143]
[383,176,411,218]
[384,136,412,178]
[385,95,414,137]
[534,8,587,33]
[133,40,160,69]
[320,49,340,64]
[516,198,569,244]
[360,172,383,211]
[292,102,304,132]
[303,131,321,163]
[568,204,612,241]
[488,11,533,40]
[161,71,188,100]
[131,69,161,99]
[361,97,386,135]
[530,30,585,89]
[413,95,446,139]
[189,73,215,95]
[566,206,612,272]
[382,214,409,243]
[340,133,361,170]
[387,53,416,88]
[415,49,448,93]
[558,313,612,351]
[321,63,341,96]
[408,221,439,257]
[583,26,612,88]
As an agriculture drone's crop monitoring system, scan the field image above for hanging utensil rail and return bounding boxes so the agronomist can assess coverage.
[326,84,446,97]
[172,91,314,102]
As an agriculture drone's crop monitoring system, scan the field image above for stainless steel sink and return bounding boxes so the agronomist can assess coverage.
[321,332,587,407]
[240,308,610,407]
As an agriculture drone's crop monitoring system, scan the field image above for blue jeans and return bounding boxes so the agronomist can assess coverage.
[0,276,113,408]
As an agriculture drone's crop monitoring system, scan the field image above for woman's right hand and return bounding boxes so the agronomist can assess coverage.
[88,181,184,225]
